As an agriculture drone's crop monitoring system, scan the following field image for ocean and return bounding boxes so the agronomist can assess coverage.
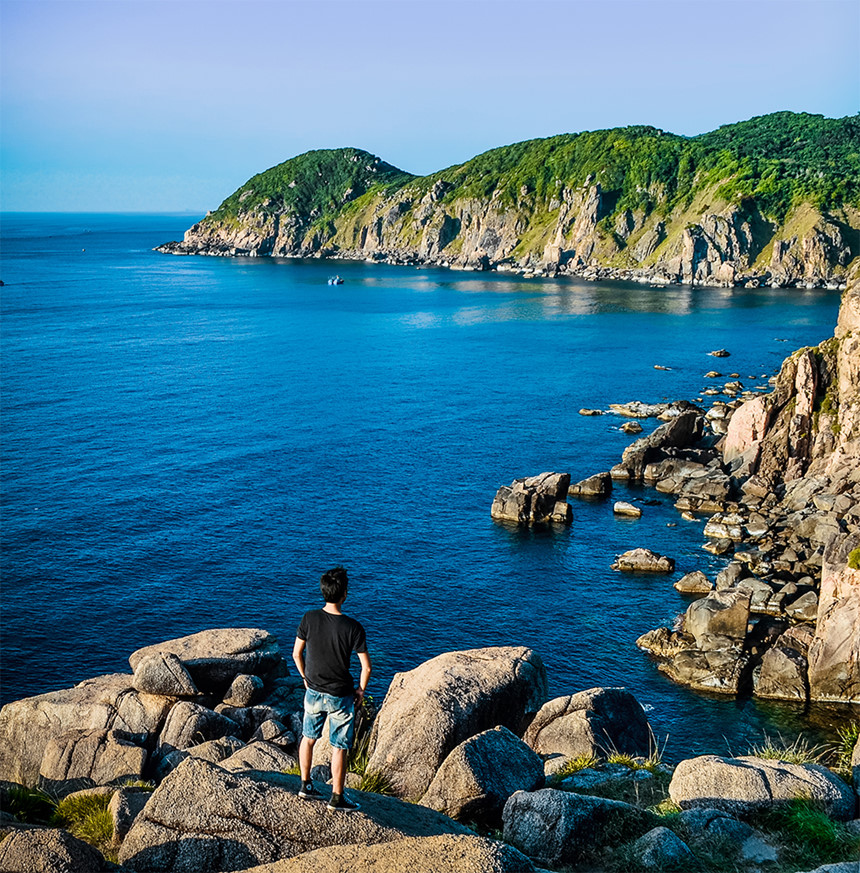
[1,212,854,760]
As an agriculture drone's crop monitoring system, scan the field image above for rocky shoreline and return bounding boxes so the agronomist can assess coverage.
[1,630,858,873]
[156,237,851,292]
[491,265,860,709]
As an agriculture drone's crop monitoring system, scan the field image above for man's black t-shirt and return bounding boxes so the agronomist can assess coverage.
[296,609,367,697]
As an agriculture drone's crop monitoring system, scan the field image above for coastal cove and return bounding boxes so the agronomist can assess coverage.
[1,213,855,762]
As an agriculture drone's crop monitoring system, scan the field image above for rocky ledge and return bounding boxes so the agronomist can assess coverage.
[1,634,858,873]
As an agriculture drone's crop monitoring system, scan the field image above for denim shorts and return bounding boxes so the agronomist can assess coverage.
[302,688,356,750]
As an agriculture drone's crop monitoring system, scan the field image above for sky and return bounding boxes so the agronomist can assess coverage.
[1,0,858,213]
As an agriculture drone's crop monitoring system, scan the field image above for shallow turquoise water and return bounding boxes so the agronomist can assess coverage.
[1,213,853,759]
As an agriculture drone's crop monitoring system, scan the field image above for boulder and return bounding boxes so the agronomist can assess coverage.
[568,472,611,498]
[523,688,653,760]
[677,806,754,842]
[132,653,198,697]
[420,726,544,823]
[0,828,109,873]
[621,421,643,434]
[366,647,547,800]
[155,736,246,778]
[502,788,658,866]
[109,786,152,842]
[224,674,264,707]
[620,411,703,480]
[0,674,171,785]
[669,755,856,819]
[128,628,282,693]
[685,589,751,648]
[674,571,713,595]
[629,826,695,869]
[157,700,241,755]
[613,501,642,518]
[491,473,572,524]
[219,741,297,773]
[236,834,537,873]
[611,548,674,573]
[39,728,147,795]
[118,757,470,872]
[554,762,655,793]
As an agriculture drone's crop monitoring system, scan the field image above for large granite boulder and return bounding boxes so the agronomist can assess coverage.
[0,828,109,873]
[502,788,658,866]
[128,628,283,693]
[157,701,241,755]
[366,647,547,800]
[669,755,856,819]
[132,653,198,697]
[723,395,772,464]
[685,589,751,648]
[420,726,544,823]
[522,687,652,760]
[236,834,537,873]
[491,473,572,524]
[39,728,148,795]
[0,674,171,785]
[118,757,470,872]
[219,740,297,773]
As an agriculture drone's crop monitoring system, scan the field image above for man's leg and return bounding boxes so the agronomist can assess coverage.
[299,736,315,784]
[330,746,347,795]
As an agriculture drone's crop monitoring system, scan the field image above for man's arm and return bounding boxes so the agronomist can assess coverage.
[355,650,372,703]
[292,638,309,688]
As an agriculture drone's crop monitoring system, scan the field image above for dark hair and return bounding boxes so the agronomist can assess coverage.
[320,566,349,603]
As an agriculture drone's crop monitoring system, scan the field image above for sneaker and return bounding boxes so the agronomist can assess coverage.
[327,792,360,812]
[298,782,324,801]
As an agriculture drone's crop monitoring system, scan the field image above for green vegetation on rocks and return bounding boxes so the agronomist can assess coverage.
[165,112,860,285]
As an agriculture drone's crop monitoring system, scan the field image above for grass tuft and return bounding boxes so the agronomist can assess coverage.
[52,793,114,862]
[746,731,828,765]
[755,797,860,867]
[3,785,56,824]
[549,754,599,783]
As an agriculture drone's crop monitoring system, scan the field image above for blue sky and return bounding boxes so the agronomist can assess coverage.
[2,0,858,213]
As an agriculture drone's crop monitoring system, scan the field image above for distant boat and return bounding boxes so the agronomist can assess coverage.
[327,275,343,285]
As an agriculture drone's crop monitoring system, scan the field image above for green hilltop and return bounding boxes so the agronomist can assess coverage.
[170,111,859,286]
[212,112,859,225]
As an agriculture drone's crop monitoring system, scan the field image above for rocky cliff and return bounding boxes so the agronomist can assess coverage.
[159,113,860,288]
[635,266,860,703]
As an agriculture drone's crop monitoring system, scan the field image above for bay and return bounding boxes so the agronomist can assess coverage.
[1,213,851,760]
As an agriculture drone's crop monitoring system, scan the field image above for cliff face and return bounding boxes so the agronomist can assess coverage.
[159,114,860,288]
[722,266,860,702]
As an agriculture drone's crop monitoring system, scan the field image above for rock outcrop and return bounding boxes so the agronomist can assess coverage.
[491,472,572,525]
[118,758,470,872]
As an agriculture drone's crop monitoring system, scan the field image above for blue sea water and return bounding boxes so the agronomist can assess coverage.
[1,213,855,760]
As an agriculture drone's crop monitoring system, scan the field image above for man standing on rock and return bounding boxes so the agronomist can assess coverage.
[292,566,371,812]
